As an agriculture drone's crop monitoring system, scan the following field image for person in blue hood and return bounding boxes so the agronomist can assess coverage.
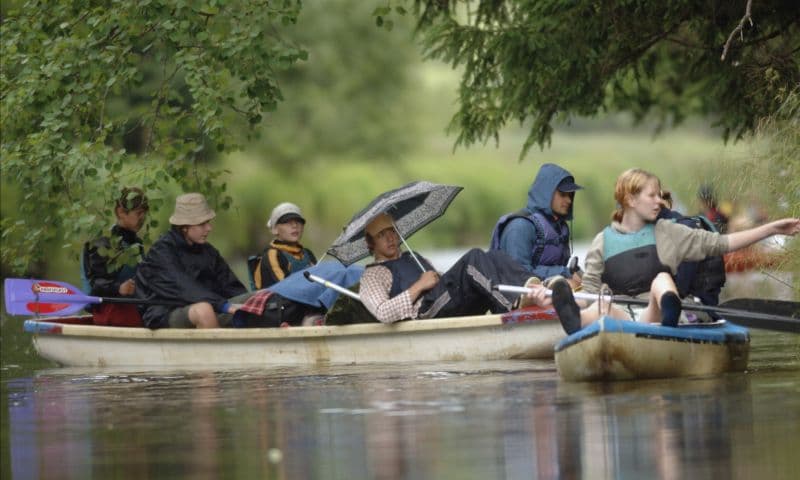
[490,163,583,289]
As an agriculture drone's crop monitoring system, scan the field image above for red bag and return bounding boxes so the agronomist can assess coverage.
[92,303,143,327]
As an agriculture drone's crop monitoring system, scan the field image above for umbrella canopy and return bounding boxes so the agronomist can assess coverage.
[327,181,463,265]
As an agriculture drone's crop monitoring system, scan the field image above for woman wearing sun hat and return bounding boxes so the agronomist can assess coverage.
[135,193,250,329]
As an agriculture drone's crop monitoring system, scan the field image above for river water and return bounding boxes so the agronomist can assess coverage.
[2,256,799,479]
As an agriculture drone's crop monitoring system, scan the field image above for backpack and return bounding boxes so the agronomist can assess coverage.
[674,215,726,305]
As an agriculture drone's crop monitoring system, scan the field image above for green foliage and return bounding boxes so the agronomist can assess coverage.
[407,0,800,158]
[1,0,305,274]
[249,0,423,169]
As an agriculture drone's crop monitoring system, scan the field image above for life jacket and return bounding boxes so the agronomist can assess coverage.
[489,209,570,268]
[367,252,436,298]
[601,224,671,296]
[250,241,316,290]
[673,215,726,305]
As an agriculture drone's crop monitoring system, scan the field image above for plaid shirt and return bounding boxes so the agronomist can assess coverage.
[359,264,421,323]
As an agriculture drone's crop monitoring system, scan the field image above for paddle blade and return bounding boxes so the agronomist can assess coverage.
[4,278,97,316]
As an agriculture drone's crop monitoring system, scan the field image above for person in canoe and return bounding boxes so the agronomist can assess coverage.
[489,163,584,290]
[80,187,149,327]
[359,213,533,324]
[250,202,317,289]
[135,193,251,329]
[658,189,726,309]
[523,168,800,334]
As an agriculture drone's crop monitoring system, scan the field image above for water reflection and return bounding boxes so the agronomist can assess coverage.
[4,356,800,479]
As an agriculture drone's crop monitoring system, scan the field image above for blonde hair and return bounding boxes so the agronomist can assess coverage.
[612,169,662,222]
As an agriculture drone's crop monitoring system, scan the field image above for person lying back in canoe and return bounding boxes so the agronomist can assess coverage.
[135,193,252,329]
[251,202,317,289]
[358,213,533,323]
[80,186,149,327]
[489,163,584,290]
[522,168,800,335]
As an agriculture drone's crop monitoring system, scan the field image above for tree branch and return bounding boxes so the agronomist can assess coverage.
[721,0,753,61]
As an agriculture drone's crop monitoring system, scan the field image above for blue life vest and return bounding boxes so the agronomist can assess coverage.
[490,209,570,268]
[367,252,436,298]
[601,224,670,296]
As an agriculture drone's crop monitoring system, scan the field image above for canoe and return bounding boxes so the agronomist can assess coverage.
[23,307,564,368]
[554,317,750,382]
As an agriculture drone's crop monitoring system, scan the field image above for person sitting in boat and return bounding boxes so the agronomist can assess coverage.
[698,183,730,233]
[359,213,532,324]
[249,202,317,290]
[522,168,800,335]
[135,193,251,329]
[489,163,583,290]
[658,189,726,309]
[81,186,149,327]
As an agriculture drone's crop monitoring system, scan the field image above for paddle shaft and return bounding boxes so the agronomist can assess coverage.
[303,271,362,301]
[496,284,799,333]
[29,292,181,306]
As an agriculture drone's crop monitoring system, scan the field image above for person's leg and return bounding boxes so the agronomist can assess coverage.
[167,305,194,328]
[167,304,216,328]
[422,249,530,318]
[549,278,631,334]
[188,302,220,328]
[639,272,681,326]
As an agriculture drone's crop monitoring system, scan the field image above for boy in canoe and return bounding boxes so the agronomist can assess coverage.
[81,187,149,327]
[251,202,317,289]
[359,213,533,323]
[135,193,251,329]
[523,168,800,334]
[490,163,583,290]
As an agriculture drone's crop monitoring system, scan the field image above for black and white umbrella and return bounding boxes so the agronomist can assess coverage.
[327,181,463,267]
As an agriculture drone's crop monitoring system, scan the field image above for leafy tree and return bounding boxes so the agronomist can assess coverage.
[401,0,799,157]
[1,0,305,274]
[251,0,423,169]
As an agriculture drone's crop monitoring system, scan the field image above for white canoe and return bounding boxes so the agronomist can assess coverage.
[23,307,564,368]
[554,316,750,382]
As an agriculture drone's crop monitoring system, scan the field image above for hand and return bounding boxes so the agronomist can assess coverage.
[227,303,243,314]
[523,283,552,307]
[772,218,800,236]
[118,279,135,296]
[567,272,583,289]
[416,270,440,291]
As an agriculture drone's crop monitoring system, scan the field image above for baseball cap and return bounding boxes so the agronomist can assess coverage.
[557,177,583,193]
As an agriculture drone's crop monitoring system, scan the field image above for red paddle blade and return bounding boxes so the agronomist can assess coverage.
[4,278,96,316]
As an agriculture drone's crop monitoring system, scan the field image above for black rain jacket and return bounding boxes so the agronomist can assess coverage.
[135,229,246,329]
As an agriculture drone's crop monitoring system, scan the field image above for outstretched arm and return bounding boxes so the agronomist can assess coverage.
[725,218,800,252]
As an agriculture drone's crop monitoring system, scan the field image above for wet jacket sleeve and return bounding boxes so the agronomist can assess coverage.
[499,218,570,279]
[137,242,237,313]
[655,220,729,273]
[580,232,606,295]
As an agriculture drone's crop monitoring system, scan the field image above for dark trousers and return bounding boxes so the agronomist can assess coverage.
[419,249,529,318]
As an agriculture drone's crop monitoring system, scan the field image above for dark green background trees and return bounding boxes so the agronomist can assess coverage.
[409,0,799,156]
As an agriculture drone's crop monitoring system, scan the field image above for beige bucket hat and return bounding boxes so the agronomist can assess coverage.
[169,193,216,226]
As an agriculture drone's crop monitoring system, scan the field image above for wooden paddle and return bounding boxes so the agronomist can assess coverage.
[4,278,183,317]
[496,284,800,333]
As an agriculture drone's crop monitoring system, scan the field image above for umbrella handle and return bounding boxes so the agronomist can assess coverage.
[394,224,427,272]
[303,272,362,301]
